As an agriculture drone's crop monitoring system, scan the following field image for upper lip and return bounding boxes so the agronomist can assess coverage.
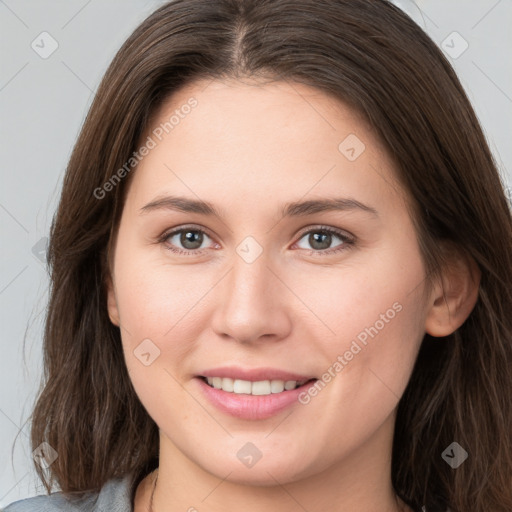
[198,366,317,382]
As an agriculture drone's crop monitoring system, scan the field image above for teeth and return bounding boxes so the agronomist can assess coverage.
[270,380,284,393]
[284,380,297,390]
[251,380,271,395]
[204,377,307,395]
[221,377,234,392]
[233,379,252,394]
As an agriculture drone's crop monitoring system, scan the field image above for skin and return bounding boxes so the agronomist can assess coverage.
[106,77,480,512]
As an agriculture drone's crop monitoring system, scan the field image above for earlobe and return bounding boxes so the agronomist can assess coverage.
[424,249,481,337]
[106,274,120,327]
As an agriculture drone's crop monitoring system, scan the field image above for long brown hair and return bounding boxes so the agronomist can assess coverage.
[26,1,512,510]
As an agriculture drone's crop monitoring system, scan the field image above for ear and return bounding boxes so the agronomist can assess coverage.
[106,274,120,327]
[424,247,481,337]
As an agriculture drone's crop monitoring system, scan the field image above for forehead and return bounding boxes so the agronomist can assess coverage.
[125,78,406,219]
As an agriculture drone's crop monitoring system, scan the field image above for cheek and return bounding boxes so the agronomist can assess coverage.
[301,238,427,412]
[110,239,200,393]
[113,239,207,340]
[115,260,200,428]
[294,237,426,354]
[115,268,204,385]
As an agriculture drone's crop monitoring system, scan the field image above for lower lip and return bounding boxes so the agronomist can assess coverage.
[195,377,318,420]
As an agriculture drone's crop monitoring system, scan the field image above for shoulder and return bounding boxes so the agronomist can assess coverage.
[2,474,134,512]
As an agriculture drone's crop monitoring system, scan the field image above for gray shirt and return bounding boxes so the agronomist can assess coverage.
[1,474,134,512]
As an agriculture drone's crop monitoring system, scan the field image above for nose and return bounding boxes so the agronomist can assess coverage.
[210,250,292,345]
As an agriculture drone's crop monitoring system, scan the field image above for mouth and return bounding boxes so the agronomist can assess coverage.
[194,366,319,419]
[197,376,318,396]
[195,369,320,420]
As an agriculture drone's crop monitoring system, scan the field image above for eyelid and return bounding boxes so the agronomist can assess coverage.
[159,223,215,240]
[295,224,355,242]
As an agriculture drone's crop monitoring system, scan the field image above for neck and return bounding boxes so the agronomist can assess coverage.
[145,416,409,512]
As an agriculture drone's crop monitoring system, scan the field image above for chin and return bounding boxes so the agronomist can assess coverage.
[201,454,313,487]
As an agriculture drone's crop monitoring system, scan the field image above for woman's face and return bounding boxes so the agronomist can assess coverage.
[107,78,433,485]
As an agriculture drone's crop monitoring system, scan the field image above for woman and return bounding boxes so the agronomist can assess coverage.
[5,0,512,511]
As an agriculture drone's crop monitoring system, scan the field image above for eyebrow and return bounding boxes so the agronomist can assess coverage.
[139,195,379,218]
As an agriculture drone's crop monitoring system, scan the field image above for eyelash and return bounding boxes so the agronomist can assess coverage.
[157,224,355,257]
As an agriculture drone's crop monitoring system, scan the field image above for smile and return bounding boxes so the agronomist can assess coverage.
[196,374,319,420]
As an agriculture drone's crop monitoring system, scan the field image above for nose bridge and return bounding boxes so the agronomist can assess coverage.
[226,231,273,301]
[225,244,273,315]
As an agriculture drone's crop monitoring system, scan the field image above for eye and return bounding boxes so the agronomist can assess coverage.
[159,225,216,255]
[294,226,355,255]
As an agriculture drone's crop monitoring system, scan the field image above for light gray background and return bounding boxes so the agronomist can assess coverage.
[0,0,511,506]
